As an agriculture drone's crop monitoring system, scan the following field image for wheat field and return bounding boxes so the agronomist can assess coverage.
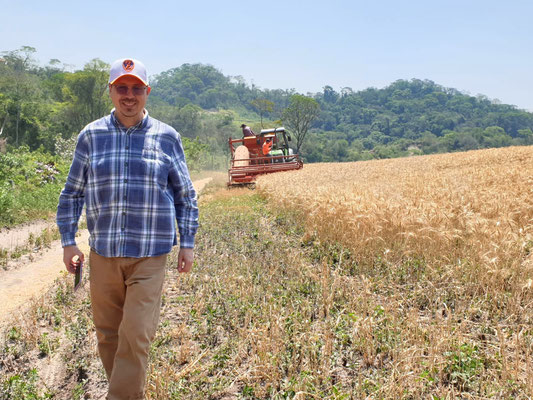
[256,146,533,397]
[2,149,532,399]
[257,146,533,291]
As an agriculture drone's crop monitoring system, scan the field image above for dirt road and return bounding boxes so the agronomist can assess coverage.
[0,177,212,328]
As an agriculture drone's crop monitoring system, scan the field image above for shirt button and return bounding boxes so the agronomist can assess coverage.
[125,161,128,166]
[123,194,127,199]
[122,211,126,215]
[124,179,128,183]
[125,145,129,149]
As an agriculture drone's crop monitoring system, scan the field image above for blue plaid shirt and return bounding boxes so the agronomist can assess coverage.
[56,110,199,258]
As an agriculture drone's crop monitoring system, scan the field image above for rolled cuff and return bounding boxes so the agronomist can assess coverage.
[179,234,195,249]
[61,232,77,248]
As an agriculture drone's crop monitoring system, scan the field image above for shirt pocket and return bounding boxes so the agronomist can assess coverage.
[141,148,171,188]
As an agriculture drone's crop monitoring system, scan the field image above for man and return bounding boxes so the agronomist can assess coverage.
[262,137,273,156]
[241,123,255,137]
[56,58,199,400]
[262,137,274,164]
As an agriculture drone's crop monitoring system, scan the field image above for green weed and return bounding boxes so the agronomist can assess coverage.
[443,343,485,391]
[0,369,53,400]
[37,333,58,357]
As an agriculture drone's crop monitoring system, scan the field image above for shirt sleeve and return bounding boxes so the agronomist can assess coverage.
[168,134,199,248]
[56,131,90,247]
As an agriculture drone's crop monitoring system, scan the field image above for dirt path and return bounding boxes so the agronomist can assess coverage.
[192,177,213,194]
[0,177,213,329]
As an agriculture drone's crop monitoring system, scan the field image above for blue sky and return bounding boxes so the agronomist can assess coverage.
[1,0,532,110]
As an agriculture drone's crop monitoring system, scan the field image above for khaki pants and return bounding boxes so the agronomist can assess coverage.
[89,250,167,400]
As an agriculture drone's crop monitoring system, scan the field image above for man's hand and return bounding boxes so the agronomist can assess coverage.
[177,248,194,273]
[63,245,84,274]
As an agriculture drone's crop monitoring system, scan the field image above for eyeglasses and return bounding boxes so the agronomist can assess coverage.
[112,85,148,96]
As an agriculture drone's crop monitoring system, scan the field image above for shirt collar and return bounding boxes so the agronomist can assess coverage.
[110,109,150,131]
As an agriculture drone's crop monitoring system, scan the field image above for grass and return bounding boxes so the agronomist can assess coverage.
[0,149,69,228]
[0,369,54,400]
[0,184,63,227]
[0,273,104,400]
[145,187,533,398]
[255,146,533,398]
[0,225,62,271]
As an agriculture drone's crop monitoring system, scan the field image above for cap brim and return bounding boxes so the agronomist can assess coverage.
[109,74,148,86]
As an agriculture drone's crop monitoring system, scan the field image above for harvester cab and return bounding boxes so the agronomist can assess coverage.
[228,127,303,186]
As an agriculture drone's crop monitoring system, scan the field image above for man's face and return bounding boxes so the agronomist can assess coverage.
[109,75,151,124]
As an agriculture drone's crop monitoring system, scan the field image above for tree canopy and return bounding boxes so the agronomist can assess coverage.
[282,95,320,153]
[1,47,532,166]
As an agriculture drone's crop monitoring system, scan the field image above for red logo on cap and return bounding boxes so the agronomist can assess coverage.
[123,59,134,72]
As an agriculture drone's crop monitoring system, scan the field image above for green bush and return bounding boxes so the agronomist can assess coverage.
[0,147,69,227]
[0,183,14,219]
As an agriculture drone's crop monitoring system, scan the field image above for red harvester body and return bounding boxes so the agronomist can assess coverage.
[227,127,303,186]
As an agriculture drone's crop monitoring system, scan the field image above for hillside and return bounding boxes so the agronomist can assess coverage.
[148,64,533,161]
[1,48,532,168]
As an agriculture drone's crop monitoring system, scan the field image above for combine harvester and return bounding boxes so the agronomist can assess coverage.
[227,127,303,186]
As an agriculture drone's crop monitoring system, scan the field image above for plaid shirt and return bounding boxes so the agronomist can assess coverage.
[56,110,199,258]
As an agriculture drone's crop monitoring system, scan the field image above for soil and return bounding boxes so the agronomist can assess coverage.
[0,177,213,329]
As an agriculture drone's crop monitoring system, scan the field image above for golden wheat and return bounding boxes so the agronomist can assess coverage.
[257,146,533,397]
[257,146,533,291]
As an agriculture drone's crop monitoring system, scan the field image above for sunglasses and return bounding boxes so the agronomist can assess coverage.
[112,85,147,96]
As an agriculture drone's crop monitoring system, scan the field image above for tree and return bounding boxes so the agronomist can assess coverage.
[322,85,338,103]
[516,128,533,145]
[60,59,111,135]
[480,126,511,148]
[282,94,320,153]
[250,98,274,128]
[182,137,208,171]
[0,46,41,146]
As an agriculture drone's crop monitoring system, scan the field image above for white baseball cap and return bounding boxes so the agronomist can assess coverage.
[109,58,148,86]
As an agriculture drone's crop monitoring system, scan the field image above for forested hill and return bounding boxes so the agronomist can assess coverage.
[148,63,533,162]
[1,48,532,168]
